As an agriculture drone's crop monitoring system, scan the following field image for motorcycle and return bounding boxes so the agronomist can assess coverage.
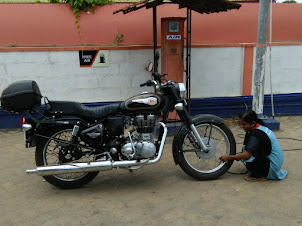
[0,52,236,189]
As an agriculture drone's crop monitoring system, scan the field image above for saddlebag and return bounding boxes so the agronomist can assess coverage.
[0,80,42,113]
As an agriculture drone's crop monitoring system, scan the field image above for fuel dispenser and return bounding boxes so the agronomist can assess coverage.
[161,17,186,83]
[161,18,186,121]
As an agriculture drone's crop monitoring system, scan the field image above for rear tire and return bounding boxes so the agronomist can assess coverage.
[35,127,99,189]
[174,121,236,180]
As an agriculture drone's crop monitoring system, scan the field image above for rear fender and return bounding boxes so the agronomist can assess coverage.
[24,115,88,147]
[172,114,224,164]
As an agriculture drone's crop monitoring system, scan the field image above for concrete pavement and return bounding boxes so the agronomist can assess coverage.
[0,116,302,225]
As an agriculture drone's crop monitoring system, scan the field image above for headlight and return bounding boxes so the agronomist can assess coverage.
[176,83,186,100]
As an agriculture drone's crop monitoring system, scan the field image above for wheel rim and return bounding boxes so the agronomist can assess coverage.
[43,129,94,181]
[182,124,230,174]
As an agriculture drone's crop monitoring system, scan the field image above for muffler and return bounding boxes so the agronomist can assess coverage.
[26,122,167,176]
[26,160,145,176]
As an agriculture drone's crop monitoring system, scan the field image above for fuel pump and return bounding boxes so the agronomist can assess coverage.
[161,17,186,83]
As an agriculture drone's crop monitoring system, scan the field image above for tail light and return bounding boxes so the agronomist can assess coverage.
[20,117,32,132]
[19,117,25,126]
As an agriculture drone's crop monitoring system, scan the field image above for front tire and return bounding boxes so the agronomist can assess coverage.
[35,127,99,189]
[174,121,236,180]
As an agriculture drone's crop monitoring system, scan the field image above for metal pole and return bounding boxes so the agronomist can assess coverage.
[252,0,270,118]
[269,0,275,119]
[153,6,158,72]
[186,8,192,113]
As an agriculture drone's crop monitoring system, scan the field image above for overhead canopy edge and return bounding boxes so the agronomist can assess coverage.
[113,0,241,15]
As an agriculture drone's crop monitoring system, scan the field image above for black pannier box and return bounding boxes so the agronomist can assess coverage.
[0,80,42,113]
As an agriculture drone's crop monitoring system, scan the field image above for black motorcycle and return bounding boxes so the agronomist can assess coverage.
[0,54,236,189]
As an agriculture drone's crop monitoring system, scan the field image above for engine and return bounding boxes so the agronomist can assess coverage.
[121,114,157,160]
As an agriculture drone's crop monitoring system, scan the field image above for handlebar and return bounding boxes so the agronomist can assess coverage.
[140,72,168,87]
[140,80,154,87]
[152,72,167,82]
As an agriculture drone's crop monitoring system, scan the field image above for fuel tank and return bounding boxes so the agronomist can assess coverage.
[120,93,165,113]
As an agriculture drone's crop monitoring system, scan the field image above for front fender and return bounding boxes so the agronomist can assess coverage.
[191,114,224,124]
[172,114,224,165]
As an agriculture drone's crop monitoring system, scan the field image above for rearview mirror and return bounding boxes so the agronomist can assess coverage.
[147,62,153,72]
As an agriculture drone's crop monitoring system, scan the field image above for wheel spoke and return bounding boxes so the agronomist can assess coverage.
[183,149,197,152]
[216,138,224,150]
[43,128,94,181]
[182,123,231,173]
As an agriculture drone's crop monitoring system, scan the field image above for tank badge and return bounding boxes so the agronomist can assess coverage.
[132,97,158,106]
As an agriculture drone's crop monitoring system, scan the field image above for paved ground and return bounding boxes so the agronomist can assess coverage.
[0,116,302,225]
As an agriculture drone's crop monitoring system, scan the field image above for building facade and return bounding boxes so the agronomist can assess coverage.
[0,3,302,128]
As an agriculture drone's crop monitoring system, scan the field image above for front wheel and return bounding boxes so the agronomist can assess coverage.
[174,120,236,180]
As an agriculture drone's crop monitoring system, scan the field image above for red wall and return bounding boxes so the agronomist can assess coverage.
[0,3,302,48]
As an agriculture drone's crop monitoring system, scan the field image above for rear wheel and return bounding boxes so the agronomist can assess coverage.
[36,127,99,189]
[175,121,236,180]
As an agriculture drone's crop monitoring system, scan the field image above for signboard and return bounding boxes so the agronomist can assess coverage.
[167,35,181,40]
[169,21,179,32]
[79,50,109,67]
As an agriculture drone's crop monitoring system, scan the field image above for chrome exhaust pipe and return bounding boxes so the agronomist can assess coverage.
[26,161,114,176]
[26,160,150,176]
[26,122,167,176]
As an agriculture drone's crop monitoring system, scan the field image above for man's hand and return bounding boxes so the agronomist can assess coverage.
[219,155,229,162]
[219,151,253,162]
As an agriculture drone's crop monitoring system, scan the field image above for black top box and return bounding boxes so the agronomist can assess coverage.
[0,80,42,113]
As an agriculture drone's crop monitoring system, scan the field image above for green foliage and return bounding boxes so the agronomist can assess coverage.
[62,0,114,14]
[282,0,297,2]
[61,0,114,29]
[48,0,117,45]
[113,33,124,45]
[48,1,114,21]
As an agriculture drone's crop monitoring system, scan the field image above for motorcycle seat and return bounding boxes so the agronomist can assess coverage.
[45,101,120,119]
